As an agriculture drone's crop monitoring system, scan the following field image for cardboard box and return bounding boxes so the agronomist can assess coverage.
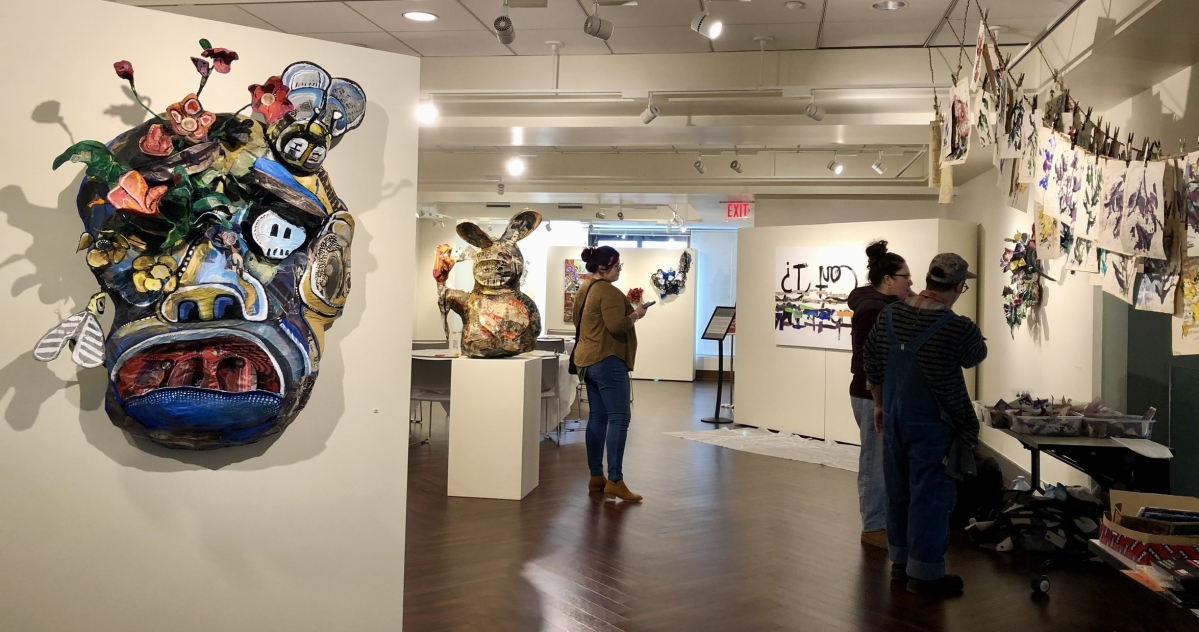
[1100,491,1199,565]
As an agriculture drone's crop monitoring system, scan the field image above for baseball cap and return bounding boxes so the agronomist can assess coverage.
[928,253,976,285]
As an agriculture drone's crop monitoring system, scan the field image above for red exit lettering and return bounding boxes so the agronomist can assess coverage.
[726,202,752,219]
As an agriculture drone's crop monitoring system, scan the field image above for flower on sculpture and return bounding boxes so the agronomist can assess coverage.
[249,77,295,124]
[107,170,167,217]
[191,57,211,78]
[86,232,130,269]
[166,94,216,142]
[201,47,239,74]
[132,255,179,294]
[113,60,134,83]
[138,124,174,157]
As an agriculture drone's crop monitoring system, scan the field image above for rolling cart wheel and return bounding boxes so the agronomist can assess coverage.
[1031,574,1050,595]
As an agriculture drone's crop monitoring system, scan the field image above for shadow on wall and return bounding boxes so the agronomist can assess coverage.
[0,97,407,471]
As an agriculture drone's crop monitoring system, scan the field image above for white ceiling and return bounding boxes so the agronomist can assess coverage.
[121,0,1074,57]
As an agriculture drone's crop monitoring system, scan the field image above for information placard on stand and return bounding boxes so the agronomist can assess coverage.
[701,306,736,424]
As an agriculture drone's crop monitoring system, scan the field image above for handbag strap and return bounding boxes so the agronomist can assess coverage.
[574,279,602,339]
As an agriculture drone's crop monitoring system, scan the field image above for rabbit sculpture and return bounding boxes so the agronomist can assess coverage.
[435,210,543,358]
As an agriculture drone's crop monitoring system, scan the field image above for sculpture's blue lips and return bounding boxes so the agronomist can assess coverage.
[122,387,283,430]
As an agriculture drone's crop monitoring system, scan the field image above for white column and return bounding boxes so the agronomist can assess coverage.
[448,356,542,500]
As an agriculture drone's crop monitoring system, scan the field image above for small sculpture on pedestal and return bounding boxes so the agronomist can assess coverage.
[434,210,542,358]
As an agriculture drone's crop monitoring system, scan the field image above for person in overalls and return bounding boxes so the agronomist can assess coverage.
[863,253,987,596]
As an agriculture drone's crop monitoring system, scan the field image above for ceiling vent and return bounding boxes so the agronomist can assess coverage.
[557,203,584,210]
[485,203,512,209]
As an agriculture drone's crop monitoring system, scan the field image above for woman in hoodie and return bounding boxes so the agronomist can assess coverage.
[847,240,913,549]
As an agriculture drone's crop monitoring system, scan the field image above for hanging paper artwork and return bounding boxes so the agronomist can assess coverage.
[436,210,543,358]
[942,82,971,167]
[1173,256,1199,355]
[1058,221,1075,260]
[972,88,996,148]
[1053,145,1084,226]
[1135,175,1182,313]
[1184,151,1199,256]
[999,93,1026,160]
[1018,111,1040,185]
[969,22,988,93]
[1099,159,1129,253]
[1122,161,1166,259]
[38,43,365,450]
[650,251,693,300]
[775,246,865,350]
[1036,209,1061,260]
[1078,153,1104,240]
[1066,237,1099,273]
[1100,250,1137,305]
[999,229,1054,335]
[563,259,593,322]
[1033,127,1056,206]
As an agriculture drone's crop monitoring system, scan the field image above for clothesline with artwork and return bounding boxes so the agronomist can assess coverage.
[941,14,1199,356]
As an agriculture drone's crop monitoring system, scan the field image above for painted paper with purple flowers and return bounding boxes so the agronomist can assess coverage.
[1121,161,1167,259]
[1033,127,1055,207]
[1098,159,1128,254]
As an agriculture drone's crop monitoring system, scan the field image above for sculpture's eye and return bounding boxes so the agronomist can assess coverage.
[304,145,327,169]
[283,138,309,160]
[312,232,351,304]
[251,210,306,260]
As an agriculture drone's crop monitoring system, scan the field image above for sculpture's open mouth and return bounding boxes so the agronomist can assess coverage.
[475,258,516,288]
[114,335,282,399]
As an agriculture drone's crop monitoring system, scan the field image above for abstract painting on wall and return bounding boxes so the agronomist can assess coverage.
[1122,161,1167,259]
[563,259,592,322]
[1101,250,1137,305]
[1099,159,1128,253]
[36,43,365,450]
[1173,256,1199,355]
[774,246,866,351]
[1184,151,1199,256]
[435,210,543,358]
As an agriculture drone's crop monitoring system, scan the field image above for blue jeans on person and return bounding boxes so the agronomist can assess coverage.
[584,355,632,483]
[881,307,957,581]
[851,396,887,532]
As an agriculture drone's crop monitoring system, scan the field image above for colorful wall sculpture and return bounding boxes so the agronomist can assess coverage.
[434,210,543,358]
[36,41,365,450]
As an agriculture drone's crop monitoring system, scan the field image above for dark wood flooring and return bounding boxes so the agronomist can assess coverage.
[405,381,1197,632]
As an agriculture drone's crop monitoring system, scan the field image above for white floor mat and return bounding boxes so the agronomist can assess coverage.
[665,427,861,472]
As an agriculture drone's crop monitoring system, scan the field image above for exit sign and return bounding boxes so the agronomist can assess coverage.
[726,202,753,220]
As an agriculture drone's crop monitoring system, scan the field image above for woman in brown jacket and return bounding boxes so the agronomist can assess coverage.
[573,246,648,502]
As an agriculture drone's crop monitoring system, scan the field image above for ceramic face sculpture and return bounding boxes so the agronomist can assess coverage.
[434,210,542,357]
[36,43,365,449]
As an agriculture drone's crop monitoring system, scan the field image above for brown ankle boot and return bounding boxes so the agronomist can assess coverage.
[588,475,608,493]
[603,479,642,503]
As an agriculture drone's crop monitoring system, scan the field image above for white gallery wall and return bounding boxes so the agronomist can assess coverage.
[736,219,977,445]
[0,1,418,630]
[691,230,738,371]
[547,245,697,381]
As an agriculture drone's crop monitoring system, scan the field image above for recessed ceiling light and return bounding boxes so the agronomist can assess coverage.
[403,11,439,22]
[872,1,908,10]
[784,1,806,8]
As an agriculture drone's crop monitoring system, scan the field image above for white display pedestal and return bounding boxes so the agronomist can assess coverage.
[447,356,542,500]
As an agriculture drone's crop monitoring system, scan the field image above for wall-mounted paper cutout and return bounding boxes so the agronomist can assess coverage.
[436,210,543,358]
[999,229,1054,335]
[650,251,693,299]
[1122,161,1166,259]
[774,246,865,350]
[1099,159,1128,254]
[563,258,593,322]
[43,44,364,450]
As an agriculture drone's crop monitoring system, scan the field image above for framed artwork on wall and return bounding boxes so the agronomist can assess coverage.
[774,246,867,351]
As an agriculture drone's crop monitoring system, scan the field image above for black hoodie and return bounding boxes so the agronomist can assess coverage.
[847,285,898,399]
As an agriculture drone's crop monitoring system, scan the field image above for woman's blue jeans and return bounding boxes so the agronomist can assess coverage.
[583,355,631,483]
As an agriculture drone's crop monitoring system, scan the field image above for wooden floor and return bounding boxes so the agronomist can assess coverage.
[405,381,1197,632]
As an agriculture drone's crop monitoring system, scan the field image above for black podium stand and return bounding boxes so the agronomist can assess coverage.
[700,306,736,425]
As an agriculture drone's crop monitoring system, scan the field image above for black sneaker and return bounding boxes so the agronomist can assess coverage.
[890,564,909,583]
[906,574,964,596]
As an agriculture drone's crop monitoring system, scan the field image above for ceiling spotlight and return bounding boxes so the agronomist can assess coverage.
[827,152,844,175]
[495,1,515,45]
[497,183,505,195]
[872,0,908,10]
[804,103,825,121]
[617,211,625,220]
[505,156,526,176]
[545,221,552,232]
[871,152,887,175]
[694,159,706,174]
[641,94,659,124]
[415,101,439,125]
[596,211,606,219]
[403,11,438,22]
[784,1,806,8]
[691,1,723,40]
[584,5,614,41]
[730,159,742,173]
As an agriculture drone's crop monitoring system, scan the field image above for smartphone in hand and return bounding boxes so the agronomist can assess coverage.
[641,300,657,308]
